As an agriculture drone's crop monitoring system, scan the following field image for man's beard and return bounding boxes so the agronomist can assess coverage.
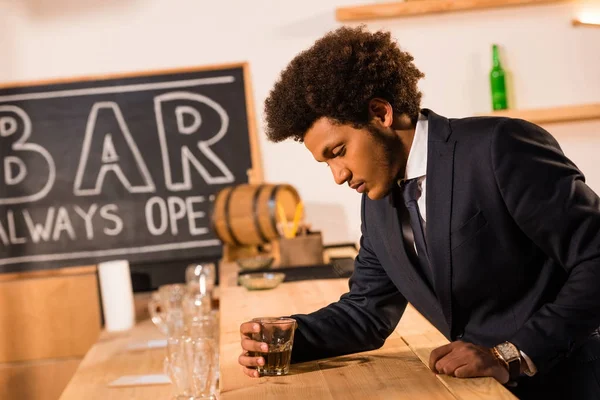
[366,123,402,184]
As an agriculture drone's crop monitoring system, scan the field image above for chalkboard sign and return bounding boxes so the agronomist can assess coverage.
[0,63,262,273]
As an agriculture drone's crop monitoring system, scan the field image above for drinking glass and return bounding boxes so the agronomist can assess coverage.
[164,330,218,400]
[148,284,188,335]
[185,263,216,296]
[250,317,297,376]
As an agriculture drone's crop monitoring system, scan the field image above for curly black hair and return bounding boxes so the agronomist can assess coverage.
[264,26,425,143]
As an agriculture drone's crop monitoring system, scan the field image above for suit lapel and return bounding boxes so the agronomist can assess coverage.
[423,109,456,334]
[381,197,444,328]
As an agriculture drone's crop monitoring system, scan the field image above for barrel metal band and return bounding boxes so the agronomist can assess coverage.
[252,185,269,243]
[224,186,242,246]
[268,185,280,238]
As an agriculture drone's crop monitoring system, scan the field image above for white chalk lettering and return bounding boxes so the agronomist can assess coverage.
[7,210,26,244]
[0,219,9,245]
[101,134,119,163]
[154,92,234,191]
[167,196,186,236]
[145,197,168,236]
[100,204,123,236]
[23,208,55,243]
[4,156,27,185]
[0,76,235,103]
[186,196,207,235]
[175,105,202,135]
[0,115,17,137]
[74,102,155,196]
[0,106,56,205]
[52,207,76,241]
[74,204,98,240]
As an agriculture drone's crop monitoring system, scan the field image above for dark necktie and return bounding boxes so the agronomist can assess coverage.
[400,178,432,281]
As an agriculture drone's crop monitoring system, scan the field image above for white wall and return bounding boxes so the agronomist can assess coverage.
[1,0,599,245]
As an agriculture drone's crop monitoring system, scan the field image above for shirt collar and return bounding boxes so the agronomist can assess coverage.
[389,113,429,207]
[404,112,428,181]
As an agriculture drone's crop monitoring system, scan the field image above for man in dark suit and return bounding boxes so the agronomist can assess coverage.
[238,26,600,399]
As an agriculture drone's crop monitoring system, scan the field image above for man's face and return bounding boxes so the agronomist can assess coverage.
[304,117,404,200]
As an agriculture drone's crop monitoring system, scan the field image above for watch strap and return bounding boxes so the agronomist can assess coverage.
[520,350,537,377]
[506,355,521,381]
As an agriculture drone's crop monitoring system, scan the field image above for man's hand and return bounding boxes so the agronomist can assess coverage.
[428,341,510,384]
[238,321,269,378]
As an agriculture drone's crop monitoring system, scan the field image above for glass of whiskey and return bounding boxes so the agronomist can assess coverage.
[250,317,297,376]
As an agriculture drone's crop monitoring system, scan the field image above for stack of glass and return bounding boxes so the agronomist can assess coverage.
[148,263,219,400]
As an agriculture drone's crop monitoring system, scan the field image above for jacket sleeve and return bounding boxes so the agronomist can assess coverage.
[491,118,600,373]
[289,195,407,363]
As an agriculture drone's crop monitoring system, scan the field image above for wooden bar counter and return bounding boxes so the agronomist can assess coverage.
[59,263,515,399]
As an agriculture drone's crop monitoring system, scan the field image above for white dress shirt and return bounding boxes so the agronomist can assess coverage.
[401,112,428,225]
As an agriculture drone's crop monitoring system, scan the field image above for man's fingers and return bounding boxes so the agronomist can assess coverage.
[238,353,265,368]
[239,321,266,378]
[453,364,476,378]
[241,338,269,353]
[239,350,264,378]
[429,342,455,372]
[436,356,468,376]
[453,363,495,379]
[240,322,261,338]
[243,366,260,378]
[434,349,462,375]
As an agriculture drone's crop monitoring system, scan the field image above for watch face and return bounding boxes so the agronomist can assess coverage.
[497,342,520,361]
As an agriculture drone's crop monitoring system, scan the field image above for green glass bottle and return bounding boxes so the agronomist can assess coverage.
[490,44,508,110]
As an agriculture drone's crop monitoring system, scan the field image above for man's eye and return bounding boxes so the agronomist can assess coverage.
[333,146,345,157]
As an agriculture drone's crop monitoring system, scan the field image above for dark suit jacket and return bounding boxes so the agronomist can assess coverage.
[290,109,600,376]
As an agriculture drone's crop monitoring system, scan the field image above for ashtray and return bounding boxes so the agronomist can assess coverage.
[239,272,286,290]
[236,256,275,271]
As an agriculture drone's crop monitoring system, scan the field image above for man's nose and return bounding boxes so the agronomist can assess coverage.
[331,164,351,185]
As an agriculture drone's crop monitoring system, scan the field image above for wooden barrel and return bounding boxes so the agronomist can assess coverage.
[211,184,301,246]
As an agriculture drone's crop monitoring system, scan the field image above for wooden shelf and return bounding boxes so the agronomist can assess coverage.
[480,103,600,125]
[336,0,573,21]
[572,19,600,28]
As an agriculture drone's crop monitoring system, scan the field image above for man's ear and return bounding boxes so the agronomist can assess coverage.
[368,98,393,128]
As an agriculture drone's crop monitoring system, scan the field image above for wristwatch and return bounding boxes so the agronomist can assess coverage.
[492,341,521,381]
